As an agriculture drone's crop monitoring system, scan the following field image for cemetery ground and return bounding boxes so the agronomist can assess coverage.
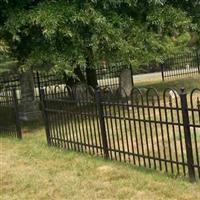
[1,129,200,200]
[1,76,200,200]
[134,74,200,92]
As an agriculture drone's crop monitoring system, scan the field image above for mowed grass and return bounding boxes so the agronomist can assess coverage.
[135,75,200,93]
[1,127,200,200]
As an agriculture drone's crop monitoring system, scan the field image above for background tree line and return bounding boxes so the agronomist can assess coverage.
[0,0,199,86]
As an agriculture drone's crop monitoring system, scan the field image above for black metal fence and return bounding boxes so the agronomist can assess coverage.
[34,66,133,99]
[0,73,20,91]
[41,85,200,181]
[0,71,68,101]
[33,71,67,100]
[0,89,22,138]
[161,51,200,81]
[96,64,133,88]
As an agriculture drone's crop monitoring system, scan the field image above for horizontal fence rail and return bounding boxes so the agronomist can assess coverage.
[41,85,200,181]
[161,50,200,81]
[0,89,22,139]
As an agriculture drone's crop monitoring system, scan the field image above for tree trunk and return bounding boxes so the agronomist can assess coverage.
[75,66,86,83]
[65,65,86,86]
[86,55,98,88]
[86,67,98,88]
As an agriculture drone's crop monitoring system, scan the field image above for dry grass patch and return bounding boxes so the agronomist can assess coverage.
[1,129,200,200]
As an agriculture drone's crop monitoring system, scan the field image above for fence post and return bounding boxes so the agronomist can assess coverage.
[180,88,195,182]
[12,89,22,139]
[95,89,109,159]
[160,63,165,82]
[129,64,135,86]
[196,50,200,74]
[40,89,51,145]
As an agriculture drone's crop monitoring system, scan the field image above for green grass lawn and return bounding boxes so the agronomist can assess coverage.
[135,75,200,94]
[1,127,200,200]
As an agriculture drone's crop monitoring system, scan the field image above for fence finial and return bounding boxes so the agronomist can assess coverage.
[180,87,186,94]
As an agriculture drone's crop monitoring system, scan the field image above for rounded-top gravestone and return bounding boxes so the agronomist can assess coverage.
[119,68,133,97]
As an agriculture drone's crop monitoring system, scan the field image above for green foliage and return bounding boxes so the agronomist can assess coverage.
[0,38,9,53]
[168,0,200,49]
[0,0,196,73]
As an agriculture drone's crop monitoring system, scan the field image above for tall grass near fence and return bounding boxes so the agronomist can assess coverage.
[0,89,22,138]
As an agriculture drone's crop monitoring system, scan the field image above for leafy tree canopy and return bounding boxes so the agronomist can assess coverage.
[0,0,196,73]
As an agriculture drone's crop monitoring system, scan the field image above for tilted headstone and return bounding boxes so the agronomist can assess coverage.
[72,83,93,106]
[119,68,133,97]
[20,70,41,121]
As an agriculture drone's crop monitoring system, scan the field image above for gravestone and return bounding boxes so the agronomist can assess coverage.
[20,70,41,121]
[72,83,93,105]
[119,68,133,97]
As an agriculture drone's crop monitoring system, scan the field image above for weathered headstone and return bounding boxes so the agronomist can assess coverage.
[20,70,41,121]
[72,83,93,105]
[119,68,133,97]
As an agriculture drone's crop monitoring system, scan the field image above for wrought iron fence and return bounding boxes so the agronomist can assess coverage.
[0,73,20,91]
[96,64,133,88]
[0,72,23,102]
[33,71,67,100]
[0,71,67,101]
[161,51,200,81]
[0,89,22,138]
[34,65,133,99]
[41,85,200,181]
